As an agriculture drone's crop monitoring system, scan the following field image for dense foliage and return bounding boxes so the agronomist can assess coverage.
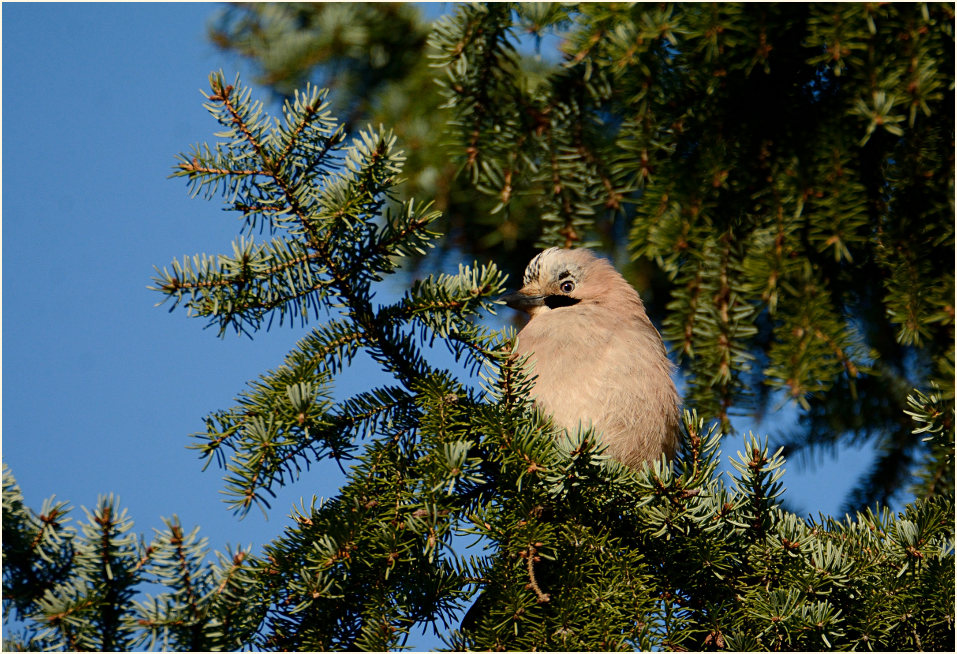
[210,1,954,509]
[4,3,954,651]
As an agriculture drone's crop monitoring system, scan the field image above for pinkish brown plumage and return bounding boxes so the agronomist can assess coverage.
[503,247,680,466]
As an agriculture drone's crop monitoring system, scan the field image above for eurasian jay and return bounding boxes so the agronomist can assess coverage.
[502,247,680,466]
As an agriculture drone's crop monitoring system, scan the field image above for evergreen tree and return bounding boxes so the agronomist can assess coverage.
[206,1,549,268]
[4,3,954,651]
[210,1,955,509]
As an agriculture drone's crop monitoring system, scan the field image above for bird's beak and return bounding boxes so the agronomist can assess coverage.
[501,288,545,313]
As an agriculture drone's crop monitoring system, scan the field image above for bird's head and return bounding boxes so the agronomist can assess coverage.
[502,247,622,316]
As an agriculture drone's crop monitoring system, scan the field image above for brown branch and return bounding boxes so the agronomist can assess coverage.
[208,77,427,396]
[523,544,551,603]
[170,523,202,620]
[276,100,319,164]
[214,82,275,171]
[45,592,97,623]
[214,550,247,596]
[178,162,262,176]
[31,508,66,550]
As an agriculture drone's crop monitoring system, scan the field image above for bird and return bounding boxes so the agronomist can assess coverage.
[501,247,680,466]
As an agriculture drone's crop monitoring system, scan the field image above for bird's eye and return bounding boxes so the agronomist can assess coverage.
[560,280,575,294]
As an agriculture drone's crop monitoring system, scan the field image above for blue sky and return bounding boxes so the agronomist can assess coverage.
[3,2,888,648]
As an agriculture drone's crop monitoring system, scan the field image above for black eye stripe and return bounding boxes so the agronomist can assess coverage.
[544,295,581,309]
[558,270,572,280]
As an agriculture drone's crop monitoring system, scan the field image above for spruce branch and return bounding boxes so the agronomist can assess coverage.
[10,4,956,648]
